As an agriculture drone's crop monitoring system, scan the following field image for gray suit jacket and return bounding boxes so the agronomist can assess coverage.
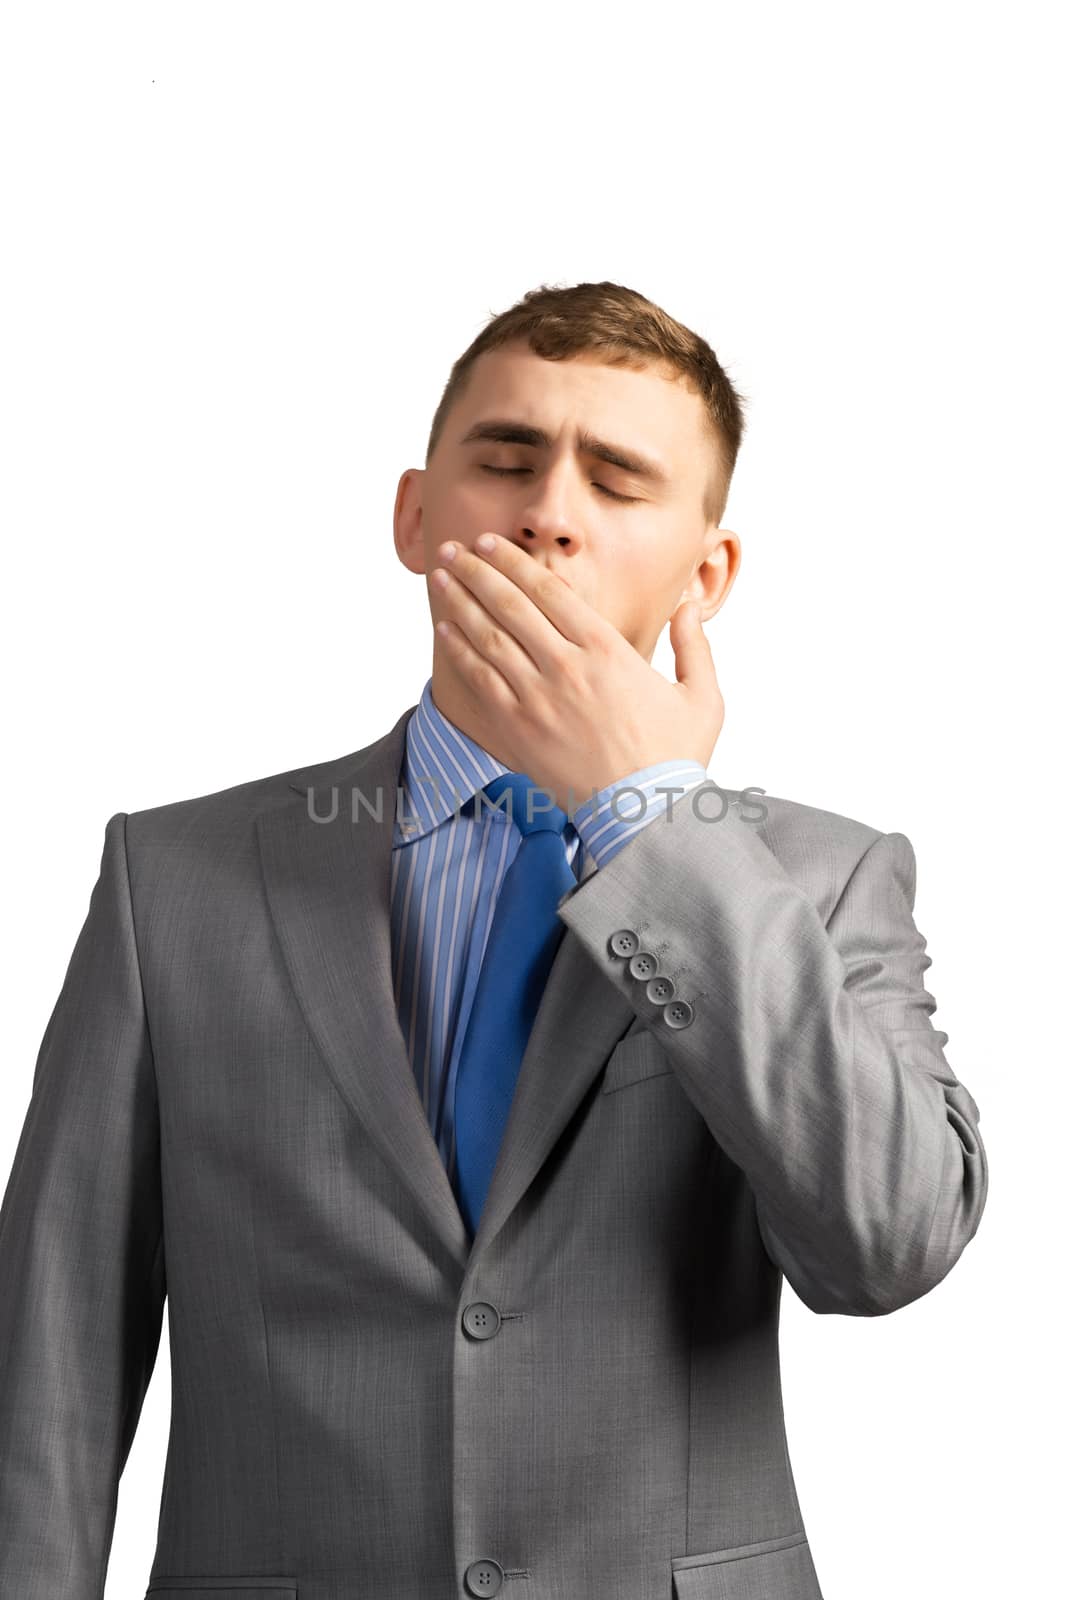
[0,704,989,1600]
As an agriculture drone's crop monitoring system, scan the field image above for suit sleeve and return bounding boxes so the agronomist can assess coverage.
[0,812,166,1598]
[556,788,989,1316]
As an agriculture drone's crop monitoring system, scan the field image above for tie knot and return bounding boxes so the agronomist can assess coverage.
[482,772,569,838]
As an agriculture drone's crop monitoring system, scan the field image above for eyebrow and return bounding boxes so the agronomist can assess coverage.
[459,418,670,485]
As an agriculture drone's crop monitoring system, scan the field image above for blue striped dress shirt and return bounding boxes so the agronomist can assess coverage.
[389,675,709,1185]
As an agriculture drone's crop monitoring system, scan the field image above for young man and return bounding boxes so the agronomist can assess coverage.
[0,281,988,1600]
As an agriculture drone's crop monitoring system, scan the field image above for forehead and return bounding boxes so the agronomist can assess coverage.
[453,343,706,462]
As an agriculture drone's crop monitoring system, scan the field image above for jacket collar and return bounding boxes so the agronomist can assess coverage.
[256,700,629,1280]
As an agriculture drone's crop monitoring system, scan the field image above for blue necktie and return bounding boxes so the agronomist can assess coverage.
[453,772,577,1238]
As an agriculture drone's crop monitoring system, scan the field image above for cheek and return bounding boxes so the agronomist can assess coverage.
[457,472,510,511]
[424,476,491,533]
[614,559,677,621]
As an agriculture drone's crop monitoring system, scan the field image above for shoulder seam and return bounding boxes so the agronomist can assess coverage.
[116,811,160,1103]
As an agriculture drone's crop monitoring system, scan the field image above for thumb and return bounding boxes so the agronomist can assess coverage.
[670,599,714,688]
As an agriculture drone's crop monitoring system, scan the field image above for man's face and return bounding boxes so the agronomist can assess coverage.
[394,339,739,662]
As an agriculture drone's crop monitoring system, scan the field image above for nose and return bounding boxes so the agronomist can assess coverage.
[509,527,579,590]
[519,525,572,550]
[499,459,586,570]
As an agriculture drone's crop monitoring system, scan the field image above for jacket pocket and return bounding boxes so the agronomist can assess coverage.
[146,1580,297,1599]
[601,1029,675,1094]
[671,1530,821,1598]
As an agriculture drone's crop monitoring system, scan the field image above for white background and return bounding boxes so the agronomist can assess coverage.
[1,3,1062,1595]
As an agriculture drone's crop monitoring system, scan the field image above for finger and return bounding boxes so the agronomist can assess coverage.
[451,535,602,662]
[432,563,538,696]
[431,554,543,700]
[435,615,520,711]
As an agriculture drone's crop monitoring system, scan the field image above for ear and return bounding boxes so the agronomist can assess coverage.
[393,468,427,574]
[684,527,742,620]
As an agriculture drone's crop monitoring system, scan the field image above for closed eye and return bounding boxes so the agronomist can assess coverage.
[479,465,637,504]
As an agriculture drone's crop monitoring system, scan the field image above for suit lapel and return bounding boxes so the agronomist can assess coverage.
[256,704,636,1277]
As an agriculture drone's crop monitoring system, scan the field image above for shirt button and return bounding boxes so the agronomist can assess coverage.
[464,1557,504,1595]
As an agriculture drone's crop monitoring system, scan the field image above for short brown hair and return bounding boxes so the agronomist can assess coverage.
[425,279,748,526]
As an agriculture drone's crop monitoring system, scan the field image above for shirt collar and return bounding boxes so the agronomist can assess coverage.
[394,676,512,846]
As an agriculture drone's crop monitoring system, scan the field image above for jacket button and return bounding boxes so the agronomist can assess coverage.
[645,974,675,1004]
[609,928,639,957]
[663,999,694,1029]
[461,1301,502,1340]
[628,949,659,980]
[464,1557,504,1594]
